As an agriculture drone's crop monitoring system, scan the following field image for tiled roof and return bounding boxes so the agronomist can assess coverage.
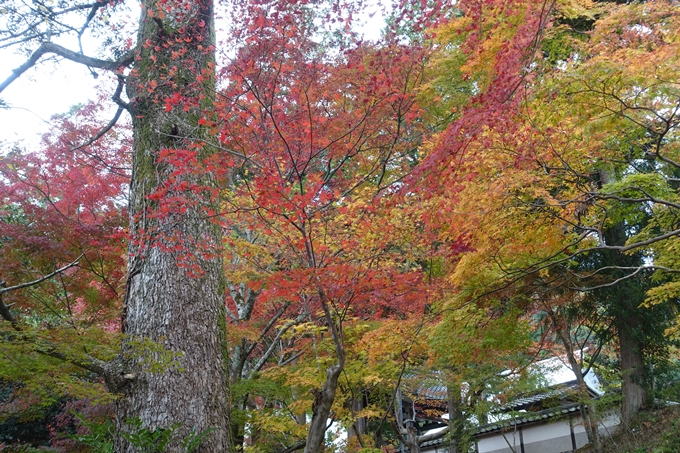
[419,403,584,450]
[403,371,448,400]
[476,403,582,434]
[499,379,597,411]
[416,380,598,449]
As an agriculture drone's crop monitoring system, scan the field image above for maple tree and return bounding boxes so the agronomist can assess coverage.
[525,0,680,424]
[7,0,676,451]
[0,100,128,444]
[213,3,443,448]
[1,0,448,450]
[424,0,680,426]
[227,0,680,447]
[385,2,560,449]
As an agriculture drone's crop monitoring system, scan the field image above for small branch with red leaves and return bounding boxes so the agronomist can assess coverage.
[0,254,83,308]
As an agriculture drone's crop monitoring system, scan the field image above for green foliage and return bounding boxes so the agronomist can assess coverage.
[541,0,604,64]
[0,387,65,449]
[228,372,299,446]
[418,22,477,131]
[653,418,680,453]
[70,416,219,453]
[601,173,673,228]
[540,26,587,64]
[182,427,220,453]
[69,413,114,453]
[0,335,116,409]
[651,357,680,403]
[0,446,58,453]
[122,337,184,374]
[430,303,533,369]
[122,418,179,452]
[123,418,180,453]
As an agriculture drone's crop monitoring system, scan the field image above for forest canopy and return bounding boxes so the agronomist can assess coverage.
[0,0,679,452]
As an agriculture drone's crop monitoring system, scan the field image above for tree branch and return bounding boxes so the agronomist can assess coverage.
[418,425,450,444]
[279,441,306,453]
[0,42,134,94]
[0,255,133,387]
[0,255,82,331]
[0,254,83,296]
[249,310,305,377]
[71,107,124,153]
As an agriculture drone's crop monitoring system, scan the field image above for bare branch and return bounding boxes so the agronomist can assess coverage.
[571,265,680,281]
[249,312,306,376]
[279,441,306,453]
[596,188,680,211]
[0,254,83,296]
[418,425,450,444]
[71,107,124,153]
[570,267,646,291]
[0,42,134,95]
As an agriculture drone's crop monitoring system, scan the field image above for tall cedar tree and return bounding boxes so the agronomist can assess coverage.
[114,0,231,451]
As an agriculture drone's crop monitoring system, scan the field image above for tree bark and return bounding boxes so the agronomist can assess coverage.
[555,324,600,451]
[303,295,345,453]
[392,396,449,453]
[447,383,466,453]
[114,0,230,451]
[347,393,367,450]
[618,319,647,424]
[598,225,650,425]
[404,425,421,453]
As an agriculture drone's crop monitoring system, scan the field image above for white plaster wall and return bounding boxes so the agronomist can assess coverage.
[522,419,571,443]
[477,431,520,453]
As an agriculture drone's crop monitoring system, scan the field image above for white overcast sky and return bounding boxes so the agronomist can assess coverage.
[0,56,100,147]
[0,1,137,149]
[0,1,384,151]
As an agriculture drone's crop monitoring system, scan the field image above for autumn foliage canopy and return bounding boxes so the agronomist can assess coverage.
[1,0,679,451]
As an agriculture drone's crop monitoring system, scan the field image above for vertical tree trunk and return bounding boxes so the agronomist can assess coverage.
[347,394,367,450]
[404,425,421,453]
[618,322,647,424]
[303,296,345,453]
[304,365,343,453]
[114,0,230,451]
[447,383,466,453]
[594,222,652,424]
[555,325,600,451]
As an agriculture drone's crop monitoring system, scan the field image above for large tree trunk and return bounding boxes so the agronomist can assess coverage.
[447,383,466,453]
[114,0,230,451]
[600,226,650,425]
[618,319,647,424]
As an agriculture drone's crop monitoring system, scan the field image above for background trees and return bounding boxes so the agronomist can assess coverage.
[427,0,680,428]
[0,100,128,409]
[1,0,679,452]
